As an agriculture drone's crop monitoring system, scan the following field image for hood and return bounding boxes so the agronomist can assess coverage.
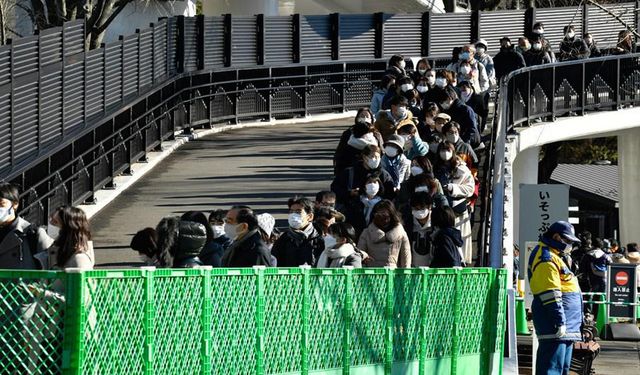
[440,227,463,247]
[347,133,377,150]
[587,248,606,259]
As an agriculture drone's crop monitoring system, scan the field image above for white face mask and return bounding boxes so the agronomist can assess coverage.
[426,76,435,85]
[324,234,337,250]
[400,83,414,92]
[0,206,14,223]
[435,78,447,88]
[356,116,371,125]
[211,225,225,239]
[47,223,60,239]
[412,208,430,220]
[440,150,453,161]
[476,47,485,55]
[410,166,424,176]
[399,60,406,69]
[395,106,407,119]
[418,68,427,75]
[224,222,241,240]
[384,146,399,158]
[446,133,459,143]
[288,213,306,230]
[532,43,542,51]
[365,156,381,169]
[415,186,430,193]
[567,31,575,39]
[365,182,380,197]
[460,66,471,75]
[440,101,451,110]
[417,85,428,93]
[533,28,544,35]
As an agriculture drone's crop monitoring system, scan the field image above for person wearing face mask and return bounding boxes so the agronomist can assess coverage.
[458,81,488,133]
[333,108,384,176]
[558,25,589,61]
[371,75,395,116]
[528,221,583,375]
[410,58,432,86]
[374,95,416,141]
[517,37,532,56]
[430,206,463,268]
[415,77,431,101]
[583,33,601,58]
[40,206,95,270]
[195,209,233,267]
[436,143,475,264]
[396,123,429,160]
[271,197,324,267]
[442,121,477,168]
[529,23,556,62]
[578,237,612,319]
[611,29,636,55]
[358,200,411,268]
[405,192,435,267]
[381,135,411,193]
[331,145,395,207]
[221,206,274,267]
[494,36,526,81]
[418,101,439,141]
[434,86,480,148]
[316,222,363,268]
[0,183,53,269]
[432,113,450,135]
[446,44,489,94]
[421,74,449,105]
[524,35,553,66]
[384,55,407,80]
[381,76,414,111]
[402,89,422,118]
[474,39,495,87]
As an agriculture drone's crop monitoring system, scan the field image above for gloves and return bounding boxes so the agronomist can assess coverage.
[555,325,567,338]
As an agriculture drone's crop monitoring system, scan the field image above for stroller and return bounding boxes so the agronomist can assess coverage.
[569,312,600,375]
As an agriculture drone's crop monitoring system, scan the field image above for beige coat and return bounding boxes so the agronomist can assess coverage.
[38,240,95,270]
[358,223,411,268]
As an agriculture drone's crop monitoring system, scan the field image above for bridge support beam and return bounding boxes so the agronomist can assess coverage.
[513,146,540,269]
[618,128,640,245]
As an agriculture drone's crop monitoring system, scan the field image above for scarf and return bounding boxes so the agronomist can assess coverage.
[317,243,358,268]
[288,223,316,242]
[382,155,401,188]
[347,133,377,150]
[360,195,382,225]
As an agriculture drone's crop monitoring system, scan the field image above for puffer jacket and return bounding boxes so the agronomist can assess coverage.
[358,223,411,268]
[528,237,583,341]
[271,225,325,267]
[156,217,206,268]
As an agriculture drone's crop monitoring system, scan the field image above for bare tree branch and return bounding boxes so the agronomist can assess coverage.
[584,0,640,39]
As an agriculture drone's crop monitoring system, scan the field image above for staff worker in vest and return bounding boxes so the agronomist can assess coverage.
[528,221,582,375]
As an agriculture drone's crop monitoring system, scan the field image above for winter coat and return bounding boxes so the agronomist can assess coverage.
[221,229,274,267]
[523,50,552,67]
[43,241,95,270]
[333,128,384,176]
[528,237,583,341]
[493,48,526,81]
[381,154,411,190]
[384,65,406,80]
[316,243,363,268]
[342,194,383,238]
[199,235,232,267]
[331,162,395,205]
[401,132,429,161]
[358,223,411,268]
[476,54,495,86]
[447,59,490,93]
[441,163,475,264]
[0,217,53,269]
[558,38,590,61]
[271,225,325,267]
[579,248,612,290]
[407,217,434,267]
[370,89,387,115]
[445,99,480,147]
[374,110,416,141]
[430,227,463,268]
[172,221,207,268]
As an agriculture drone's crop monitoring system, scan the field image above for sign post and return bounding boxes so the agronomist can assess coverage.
[607,264,638,321]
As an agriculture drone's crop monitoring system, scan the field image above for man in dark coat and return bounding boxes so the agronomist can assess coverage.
[493,37,526,82]
[271,197,325,267]
[433,86,480,148]
[221,207,274,267]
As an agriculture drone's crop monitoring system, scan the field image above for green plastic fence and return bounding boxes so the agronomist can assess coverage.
[0,267,507,375]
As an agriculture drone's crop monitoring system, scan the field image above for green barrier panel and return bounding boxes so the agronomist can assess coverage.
[0,267,507,375]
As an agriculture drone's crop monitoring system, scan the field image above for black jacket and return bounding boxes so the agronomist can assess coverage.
[271,226,324,267]
[494,48,526,81]
[221,229,274,267]
[445,99,480,147]
[385,65,406,81]
[430,227,463,268]
[199,235,232,267]
[331,162,394,205]
[523,50,552,67]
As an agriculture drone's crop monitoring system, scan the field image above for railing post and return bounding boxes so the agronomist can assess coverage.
[580,61,586,115]
[62,269,87,375]
[196,15,205,71]
[615,57,621,109]
[342,266,353,375]
[223,14,232,67]
[300,265,310,375]
[141,267,155,375]
[292,14,301,63]
[421,12,431,57]
[330,13,340,61]
[253,266,266,375]
[451,268,463,375]
[471,10,480,43]
[384,267,394,374]
[176,16,185,73]
[582,3,589,35]
[257,14,265,65]
[374,12,384,59]
[419,267,430,375]
[199,266,212,375]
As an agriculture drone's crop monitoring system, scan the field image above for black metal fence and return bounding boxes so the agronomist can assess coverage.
[1,3,639,227]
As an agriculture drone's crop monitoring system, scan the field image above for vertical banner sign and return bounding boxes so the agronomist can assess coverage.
[519,184,570,308]
[607,264,638,319]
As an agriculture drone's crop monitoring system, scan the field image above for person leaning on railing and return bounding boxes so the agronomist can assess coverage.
[0,182,53,270]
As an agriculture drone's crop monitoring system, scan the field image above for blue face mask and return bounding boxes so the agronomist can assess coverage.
[459,52,470,61]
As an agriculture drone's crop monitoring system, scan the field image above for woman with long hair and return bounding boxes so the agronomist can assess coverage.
[46,205,94,270]
[357,200,411,267]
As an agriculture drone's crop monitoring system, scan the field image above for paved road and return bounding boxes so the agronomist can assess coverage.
[90,120,347,267]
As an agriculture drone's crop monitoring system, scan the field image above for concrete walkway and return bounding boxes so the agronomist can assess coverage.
[89,119,346,267]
